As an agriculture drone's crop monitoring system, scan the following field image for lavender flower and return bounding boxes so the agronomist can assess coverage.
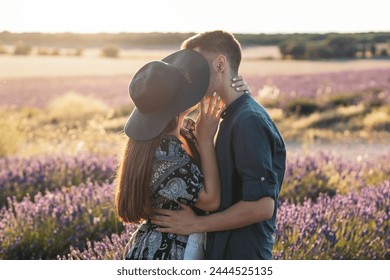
[59,182,389,260]
[1,153,388,259]
[0,182,122,259]
[0,154,117,207]
[281,152,390,203]
[274,181,389,259]
[248,68,390,104]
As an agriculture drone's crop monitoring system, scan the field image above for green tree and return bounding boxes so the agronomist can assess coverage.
[327,36,357,58]
[305,43,334,59]
[379,49,388,57]
[370,44,377,57]
[279,41,306,59]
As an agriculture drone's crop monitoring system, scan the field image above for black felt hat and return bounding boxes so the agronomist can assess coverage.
[124,49,210,141]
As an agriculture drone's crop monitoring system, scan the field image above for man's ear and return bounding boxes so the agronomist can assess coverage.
[213,55,228,73]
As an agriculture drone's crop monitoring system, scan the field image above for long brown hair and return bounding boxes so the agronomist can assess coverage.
[115,118,177,223]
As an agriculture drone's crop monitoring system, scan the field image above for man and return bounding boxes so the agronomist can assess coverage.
[152,30,286,260]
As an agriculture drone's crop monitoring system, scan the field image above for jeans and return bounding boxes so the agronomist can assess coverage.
[183,232,206,260]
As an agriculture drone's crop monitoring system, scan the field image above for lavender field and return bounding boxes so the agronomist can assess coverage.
[0,153,388,259]
[0,63,389,259]
[1,68,390,109]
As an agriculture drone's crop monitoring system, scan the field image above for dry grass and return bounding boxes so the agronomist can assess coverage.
[1,98,387,157]
[363,108,390,130]
[289,104,366,130]
[266,108,284,122]
[48,92,111,122]
[0,110,26,156]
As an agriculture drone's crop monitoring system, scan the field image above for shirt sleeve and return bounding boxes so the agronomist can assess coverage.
[232,115,278,201]
[156,161,205,206]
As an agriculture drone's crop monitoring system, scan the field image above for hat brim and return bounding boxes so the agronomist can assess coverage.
[125,49,210,141]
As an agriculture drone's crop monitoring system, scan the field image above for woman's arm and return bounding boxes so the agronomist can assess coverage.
[193,93,224,211]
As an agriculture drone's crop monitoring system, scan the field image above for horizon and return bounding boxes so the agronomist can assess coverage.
[2,0,390,34]
[1,30,390,35]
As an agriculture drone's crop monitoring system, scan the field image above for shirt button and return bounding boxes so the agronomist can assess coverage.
[261,177,265,181]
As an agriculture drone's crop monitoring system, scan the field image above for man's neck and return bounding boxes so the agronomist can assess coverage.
[221,87,245,107]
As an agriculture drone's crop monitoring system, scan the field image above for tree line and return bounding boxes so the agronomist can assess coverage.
[1,31,389,59]
[279,34,389,59]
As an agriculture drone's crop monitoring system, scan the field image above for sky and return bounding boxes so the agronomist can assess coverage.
[1,0,390,34]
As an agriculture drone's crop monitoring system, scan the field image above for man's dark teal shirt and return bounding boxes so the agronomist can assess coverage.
[204,93,286,260]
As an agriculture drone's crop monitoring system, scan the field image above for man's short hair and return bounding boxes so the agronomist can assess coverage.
[181,30,242,75]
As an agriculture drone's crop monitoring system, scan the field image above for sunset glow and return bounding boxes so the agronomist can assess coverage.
[1,0,390,34]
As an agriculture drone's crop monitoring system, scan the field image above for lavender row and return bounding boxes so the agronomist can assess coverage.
[1,178,387,260]
[1,153,388,259]
[0,182,123,260]
[58,224,136,260]
[1,69,389,109]
[60,181,389,260]
[246,68,390,103]
[281,152,390,203]
[274,180,389,259]
[1,152,388,209]
[0,154,118,207]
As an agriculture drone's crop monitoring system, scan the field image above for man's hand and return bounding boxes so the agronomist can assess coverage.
[151,203,200,235]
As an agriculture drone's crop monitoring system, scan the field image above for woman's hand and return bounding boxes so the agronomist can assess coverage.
[195,92,225,145]
[231,75,251,94]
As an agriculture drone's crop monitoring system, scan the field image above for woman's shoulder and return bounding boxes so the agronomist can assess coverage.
[155,135,186,159]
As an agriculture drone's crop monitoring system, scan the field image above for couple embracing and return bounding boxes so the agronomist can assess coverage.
[115,31,286,260]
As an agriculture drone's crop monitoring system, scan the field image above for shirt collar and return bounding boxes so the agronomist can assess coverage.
[221,93,250,120]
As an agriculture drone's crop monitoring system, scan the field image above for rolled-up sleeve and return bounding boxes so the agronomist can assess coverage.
[233,115,278,201]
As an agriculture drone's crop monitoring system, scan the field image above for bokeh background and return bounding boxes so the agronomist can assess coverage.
[0,0,389,259]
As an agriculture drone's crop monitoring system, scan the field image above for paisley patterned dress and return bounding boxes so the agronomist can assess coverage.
[124,134,205,260]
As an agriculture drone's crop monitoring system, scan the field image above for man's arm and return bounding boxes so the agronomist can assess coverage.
[198,198,274,232]
[152,197,274,235]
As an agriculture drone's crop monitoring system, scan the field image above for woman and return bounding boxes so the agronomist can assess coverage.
[115,49,248,259]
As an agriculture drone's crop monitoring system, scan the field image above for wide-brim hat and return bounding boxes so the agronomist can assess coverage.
[124,49,210,141]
